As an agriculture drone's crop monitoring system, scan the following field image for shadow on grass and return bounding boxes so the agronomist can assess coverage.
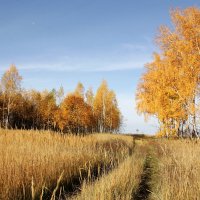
[39,161,115,200]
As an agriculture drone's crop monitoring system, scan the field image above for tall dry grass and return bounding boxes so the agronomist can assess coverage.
[150,139,200,200]
[71,140,149,200]
[0,129,134,200]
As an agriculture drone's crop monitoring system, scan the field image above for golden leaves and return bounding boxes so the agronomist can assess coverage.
[136,7,200,137]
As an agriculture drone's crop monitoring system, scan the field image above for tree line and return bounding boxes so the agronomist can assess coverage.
[136,7,200,138]
[0,65,121,133]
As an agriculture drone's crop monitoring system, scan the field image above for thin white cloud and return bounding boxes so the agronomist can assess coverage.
[9,57,150,72]
[121,43,147,51]
[87,61,146,72]
[0,41,153,72]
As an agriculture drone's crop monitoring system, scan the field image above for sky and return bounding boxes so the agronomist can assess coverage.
[0,0,199,134]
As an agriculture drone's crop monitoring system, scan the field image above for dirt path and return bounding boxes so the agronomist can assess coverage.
[132,155,153,200]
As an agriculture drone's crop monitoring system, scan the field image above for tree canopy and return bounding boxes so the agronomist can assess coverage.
[136,7,200,138]
[0,66,122,134]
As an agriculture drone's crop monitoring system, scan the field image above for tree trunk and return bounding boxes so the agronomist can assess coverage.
[192,96,199,139]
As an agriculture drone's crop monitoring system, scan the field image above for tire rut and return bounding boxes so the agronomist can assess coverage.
[132,155,153,200]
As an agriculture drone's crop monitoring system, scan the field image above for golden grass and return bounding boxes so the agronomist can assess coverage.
[71,141,149,200]
[150,140,200,200]
[0,129,134,200]
[2,129,199,200]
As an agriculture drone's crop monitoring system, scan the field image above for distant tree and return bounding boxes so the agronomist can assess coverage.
[74,82,85,98]
[1,65,22,128]
[40,90,57,129]
[56,86,64,105]
[56,94,93,134]
[93,80,121,133]
[0,66,122,133]
[86,87,94,107]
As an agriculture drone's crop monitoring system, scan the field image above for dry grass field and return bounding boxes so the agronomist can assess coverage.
[71,140,149,200]
[1,130,200,200]
[0,129,134,200]
[149,140,200,200]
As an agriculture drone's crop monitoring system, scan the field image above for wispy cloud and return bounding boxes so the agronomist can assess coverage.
[3,53,151,72]
[14,60,147,72]
[0,42,153,72]
[121,43,147,51]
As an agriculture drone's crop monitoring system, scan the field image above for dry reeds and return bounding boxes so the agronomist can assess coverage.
[150,140,200,200]
[0,129,133,200]
[71,141,149,200]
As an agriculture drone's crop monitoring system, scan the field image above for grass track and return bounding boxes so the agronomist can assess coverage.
[133,155,152,200]
[2,130,200,200]
[71,140,150,200]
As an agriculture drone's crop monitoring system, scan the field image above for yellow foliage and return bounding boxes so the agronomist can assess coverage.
[136,7,200,137]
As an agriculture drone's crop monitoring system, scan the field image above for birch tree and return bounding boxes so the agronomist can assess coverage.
[1,65,22,128]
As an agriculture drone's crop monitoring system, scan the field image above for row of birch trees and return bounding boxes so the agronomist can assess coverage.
[0,65,121,134]
[136,7,200,138]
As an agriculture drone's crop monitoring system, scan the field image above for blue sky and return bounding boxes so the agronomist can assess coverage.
[0,0,199,134]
